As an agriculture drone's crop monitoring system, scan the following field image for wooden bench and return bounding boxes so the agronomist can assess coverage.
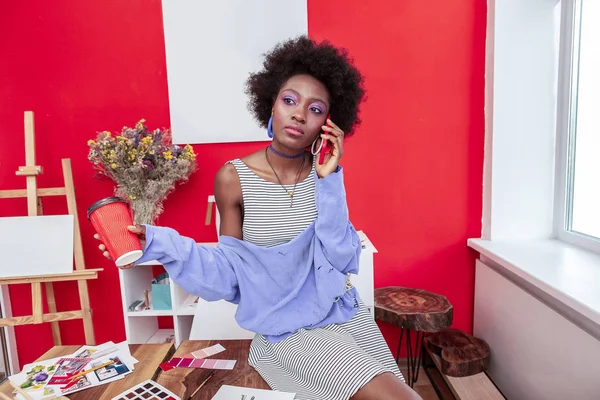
[422,331,506,400]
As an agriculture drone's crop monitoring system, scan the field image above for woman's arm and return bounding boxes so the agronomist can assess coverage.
[132,163,245,302]
[136,225,238,302]
[314,166,362,275]
[214,163,244,239]
[314,119,362,274]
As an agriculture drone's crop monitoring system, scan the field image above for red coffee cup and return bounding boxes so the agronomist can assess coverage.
[87,197,143,267]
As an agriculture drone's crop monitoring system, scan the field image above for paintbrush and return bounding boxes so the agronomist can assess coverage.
[187,372,214,400]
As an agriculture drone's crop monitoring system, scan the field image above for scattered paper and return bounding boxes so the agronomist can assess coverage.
[10,361,57,397]
[47,357,91,385]
[211,385,295,400]
[9,341,137,400]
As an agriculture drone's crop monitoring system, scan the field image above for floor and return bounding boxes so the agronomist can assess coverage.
[399,361,454,400]
[399,368,437,400]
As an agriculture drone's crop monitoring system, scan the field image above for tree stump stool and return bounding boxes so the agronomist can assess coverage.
[426,328,490,377]
[374,286,453,387]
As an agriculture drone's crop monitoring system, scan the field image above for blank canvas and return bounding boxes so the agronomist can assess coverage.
[0,215,74,278]
[162,0,308,144]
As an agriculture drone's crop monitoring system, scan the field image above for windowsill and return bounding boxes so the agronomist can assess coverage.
[468,238,600,336]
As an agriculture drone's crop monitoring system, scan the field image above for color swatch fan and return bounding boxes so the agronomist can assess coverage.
[160,344,236,371]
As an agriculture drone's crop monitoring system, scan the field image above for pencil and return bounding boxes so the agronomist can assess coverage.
[68,360,115,381]
[187,372,214,399]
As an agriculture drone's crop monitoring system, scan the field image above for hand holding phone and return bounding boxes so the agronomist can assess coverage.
[318,114,332,165]
[315,116,345,178]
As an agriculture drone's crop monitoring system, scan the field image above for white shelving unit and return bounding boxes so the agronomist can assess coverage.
[118,242,216,347]
[118,233,377,348]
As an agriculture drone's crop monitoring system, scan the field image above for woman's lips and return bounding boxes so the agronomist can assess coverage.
[284,125,304,136]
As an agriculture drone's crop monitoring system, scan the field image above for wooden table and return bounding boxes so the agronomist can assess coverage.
[0,340,268,399]
[155,340,269,399]
[0,344,174,399]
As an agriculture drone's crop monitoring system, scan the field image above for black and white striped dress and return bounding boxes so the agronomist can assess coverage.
[228,158,404,400]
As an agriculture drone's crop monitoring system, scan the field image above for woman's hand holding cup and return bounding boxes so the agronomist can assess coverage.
[87,197,145,268]
[94,224,146,269]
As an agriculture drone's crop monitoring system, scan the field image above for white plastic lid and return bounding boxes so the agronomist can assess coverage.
[115,250,143,267]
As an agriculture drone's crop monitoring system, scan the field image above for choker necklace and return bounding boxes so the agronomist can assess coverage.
[268,143,305,159]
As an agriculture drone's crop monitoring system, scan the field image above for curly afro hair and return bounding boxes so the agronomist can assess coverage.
[245,36,366,136]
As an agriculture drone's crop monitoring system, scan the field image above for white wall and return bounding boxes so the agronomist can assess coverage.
[474,260,600,400]
[477,2,600,398]
[483,0,561,240]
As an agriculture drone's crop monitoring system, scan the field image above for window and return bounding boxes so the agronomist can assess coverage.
[556,0,600,252]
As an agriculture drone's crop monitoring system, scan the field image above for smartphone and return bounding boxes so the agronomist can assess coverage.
[318,114,332,165]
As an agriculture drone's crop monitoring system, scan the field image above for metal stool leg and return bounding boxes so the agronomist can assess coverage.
[395,327,405,365]
[405,329,425,387]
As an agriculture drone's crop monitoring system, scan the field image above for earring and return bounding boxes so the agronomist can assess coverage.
[311,137,323,155]
[267,115,274,138]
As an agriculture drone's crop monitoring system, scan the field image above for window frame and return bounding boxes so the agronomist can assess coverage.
[554,0,600,254]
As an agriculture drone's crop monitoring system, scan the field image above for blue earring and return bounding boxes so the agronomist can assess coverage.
[267,115,274,138]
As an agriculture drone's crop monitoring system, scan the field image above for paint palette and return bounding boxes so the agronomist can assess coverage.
[111,379,181,400]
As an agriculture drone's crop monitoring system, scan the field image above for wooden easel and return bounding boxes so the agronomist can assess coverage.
[0,111,102,349]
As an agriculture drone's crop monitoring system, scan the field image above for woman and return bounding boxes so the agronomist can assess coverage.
[96,36,421,400]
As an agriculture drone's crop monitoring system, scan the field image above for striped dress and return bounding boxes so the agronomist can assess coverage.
[228,158,405,400]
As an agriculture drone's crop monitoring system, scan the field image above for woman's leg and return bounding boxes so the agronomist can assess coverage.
[351,372,422,400]
[338,302,405,382]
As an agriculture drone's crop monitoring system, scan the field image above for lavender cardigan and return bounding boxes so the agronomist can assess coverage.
[134,167,362,343]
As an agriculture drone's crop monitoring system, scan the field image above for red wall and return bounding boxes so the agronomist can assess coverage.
[0,0,486,366]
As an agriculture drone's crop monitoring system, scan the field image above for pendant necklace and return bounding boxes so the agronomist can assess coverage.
[265,147,305,207]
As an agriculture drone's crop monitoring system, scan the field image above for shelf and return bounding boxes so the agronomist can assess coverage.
[146,329,175,344]
[126,309,174,317]
[176,294,199,316]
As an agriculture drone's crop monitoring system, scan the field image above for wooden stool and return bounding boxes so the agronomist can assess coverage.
[426,328,490,377]
[374,286,453,387]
